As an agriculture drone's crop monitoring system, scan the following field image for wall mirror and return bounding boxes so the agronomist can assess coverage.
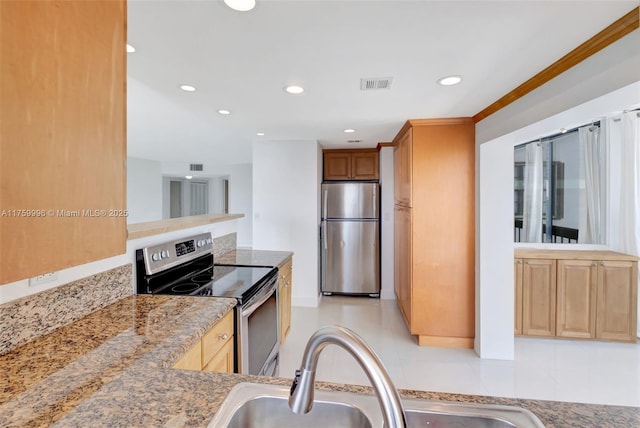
[514,122,606,244]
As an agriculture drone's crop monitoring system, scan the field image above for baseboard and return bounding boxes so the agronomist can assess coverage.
[418,335,475,349]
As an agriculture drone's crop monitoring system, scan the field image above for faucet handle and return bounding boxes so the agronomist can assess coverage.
[290,369,301,396]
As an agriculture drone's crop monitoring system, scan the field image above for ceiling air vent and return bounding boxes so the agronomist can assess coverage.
[360,77,393,90]
[190,163,204,172]
[347,139,363,144]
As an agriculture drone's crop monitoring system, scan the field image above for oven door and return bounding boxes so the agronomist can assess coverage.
[238,275,279,376]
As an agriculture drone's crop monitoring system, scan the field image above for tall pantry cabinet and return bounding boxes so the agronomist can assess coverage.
[393,118,475,348]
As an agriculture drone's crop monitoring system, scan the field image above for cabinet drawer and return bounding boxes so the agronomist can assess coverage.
[202,311,234,366]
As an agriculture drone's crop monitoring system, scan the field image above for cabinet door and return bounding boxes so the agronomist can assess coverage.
[0,0,126,284]
[172,341,202,371]
[279,258,293,344]
[324,152,351,180]
[351,151,379,180]
[202,311,234,365]
[394,129,412,206]
[394,205,412,328]
[514,259,523,335]
[522,259,556,336]
[596,261,638,342]
[557,260,597,339]
[203,339,234,373]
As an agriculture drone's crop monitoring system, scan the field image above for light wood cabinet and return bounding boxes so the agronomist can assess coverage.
[278,257,293,344]
[557,260,597,339]
[394,205,412,326]
[514,249,638,343]
[596,260,638,342]
[323,149,379,180]
[0,0,127,284]
[393,118,475,348]
[394,129,412,207]
[515,259,523,335]
[172,310,235,372]
[522,259,557,337]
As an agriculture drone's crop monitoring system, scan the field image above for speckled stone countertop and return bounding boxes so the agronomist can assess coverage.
[215,248,293,267]
[1,294,638,427]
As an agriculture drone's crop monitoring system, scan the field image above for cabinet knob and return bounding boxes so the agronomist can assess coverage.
[218,333,229,341]
[601,262,605,267]
[592,263,596,267]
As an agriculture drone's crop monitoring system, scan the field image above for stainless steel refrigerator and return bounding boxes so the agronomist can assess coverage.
[321,182,380,296]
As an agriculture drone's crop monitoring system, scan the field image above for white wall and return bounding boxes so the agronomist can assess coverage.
[227,164,253,248]
[475,81,640,359]
[379,147,395,299]
[252,140,321,307]
[126,157,163,223]
[0,219,239,304]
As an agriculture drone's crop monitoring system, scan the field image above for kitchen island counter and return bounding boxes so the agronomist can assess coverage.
[1,294,638,427]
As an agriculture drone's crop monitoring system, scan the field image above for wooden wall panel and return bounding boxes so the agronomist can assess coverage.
[0,1,127,284]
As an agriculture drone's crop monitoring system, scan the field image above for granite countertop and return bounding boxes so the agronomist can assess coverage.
[1,294,639,427]
[216,248,293,267]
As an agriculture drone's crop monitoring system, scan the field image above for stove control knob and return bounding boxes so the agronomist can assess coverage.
[151,252,161,262]
[161,250,170,259]
[198,240,206,248]
[205,238,212,245]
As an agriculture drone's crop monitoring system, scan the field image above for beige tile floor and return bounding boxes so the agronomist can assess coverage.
[279,296,640,407]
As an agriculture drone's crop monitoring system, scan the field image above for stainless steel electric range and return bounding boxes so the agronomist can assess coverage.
[135,232,280,377]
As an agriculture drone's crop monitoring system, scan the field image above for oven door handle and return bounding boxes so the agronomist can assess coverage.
[241,279,277,317]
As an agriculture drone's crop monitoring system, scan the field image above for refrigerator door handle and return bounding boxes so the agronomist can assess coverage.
[322,220,327,250]
[373,185,377,215]
[323,188,328,219]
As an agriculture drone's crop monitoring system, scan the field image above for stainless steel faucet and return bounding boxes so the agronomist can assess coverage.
[288,325,407,428]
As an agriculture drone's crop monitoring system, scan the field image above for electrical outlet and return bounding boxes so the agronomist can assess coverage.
[29,272,58,287]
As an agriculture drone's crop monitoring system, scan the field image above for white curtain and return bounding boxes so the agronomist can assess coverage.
[578,125,602,244]
[618,111,640,256]
[523,143,543,243]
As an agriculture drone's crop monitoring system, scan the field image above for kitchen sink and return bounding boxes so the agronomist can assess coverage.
[208,383,545,428]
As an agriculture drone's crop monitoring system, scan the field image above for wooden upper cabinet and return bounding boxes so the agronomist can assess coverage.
[0,0,127,284]
[323,149,379,180]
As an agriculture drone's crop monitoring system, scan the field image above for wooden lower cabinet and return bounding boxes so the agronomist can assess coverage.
[172,310,235,372]
[596,261,638,342]
[522,259,556,337]
[556,260,597,339]
[278,257,293,344]
[514,259,523,335]
[515,250,638,343]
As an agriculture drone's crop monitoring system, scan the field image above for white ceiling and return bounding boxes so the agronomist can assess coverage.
[127,0,639,166]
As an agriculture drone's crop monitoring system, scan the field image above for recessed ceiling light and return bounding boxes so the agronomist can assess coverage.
[560,128,567,133]
[437,75,462,86]
[256,132,265,136]
[284,85,304,94]
[185,175,193,180]
[126,44,136,53]
[217,109,231,115]
[179,84,196,92]
[224,0,256,11]
[344,128,356,133]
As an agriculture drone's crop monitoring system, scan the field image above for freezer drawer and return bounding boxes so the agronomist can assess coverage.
[322,220,380,295]
[322,182,379,220]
